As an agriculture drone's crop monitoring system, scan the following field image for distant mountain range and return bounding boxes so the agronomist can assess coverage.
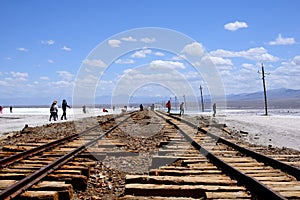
[227,88,300,101]
[98,88,300,109]
[1,88,300,108]
[226,88,300,109]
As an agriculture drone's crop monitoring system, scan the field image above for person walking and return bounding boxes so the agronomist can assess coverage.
[61,99,71,120]
[139,104,144,111]
[212,103,216,117]
[166,100,171,113]
[49,100,58,121]
[82,105,86,114]
[180,102,184,116]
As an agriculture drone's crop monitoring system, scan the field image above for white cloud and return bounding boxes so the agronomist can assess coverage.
[48,59,54,63]
[50,80,73,88]
[61,45,71,51]
[224,21,248,31]
[41,40,55,45]
[115,59,135,64]
[209,56,233,66]
[83,59,107,68]
[16,47,28,52]
[0,80,9,86]
[155,52,165,56]
[291,55,300,65]
[56,71,74,81]
[121,36,137,42]
[40,76,50,81]
[10,71,28,81]
[182,42,205,57]
[266,56,300,89]
[242,63,255,70]
[4,57,11,60]
[268,34,296,45]
[149,60,185,70]
[108,39,121,47]
[140,37,156,43]
[131,49,152,58]
[210,47,279,62]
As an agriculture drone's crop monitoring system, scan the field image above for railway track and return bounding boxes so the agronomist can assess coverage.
[118,111,300,200]
[0,112,136,200]
[0,109,299,199]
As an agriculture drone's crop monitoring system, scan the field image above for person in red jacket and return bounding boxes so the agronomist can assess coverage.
[166,100,171,113]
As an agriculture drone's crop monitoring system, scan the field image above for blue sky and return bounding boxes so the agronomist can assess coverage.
[1,0,300,106]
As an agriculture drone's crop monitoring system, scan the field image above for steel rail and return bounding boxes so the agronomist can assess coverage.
[0,116,117,167]
[0,112,133,200]
[164,111,300,180]
[155,111,287,200]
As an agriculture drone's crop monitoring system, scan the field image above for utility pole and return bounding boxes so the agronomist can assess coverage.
[258,63,269,116]
[199,85,204,112]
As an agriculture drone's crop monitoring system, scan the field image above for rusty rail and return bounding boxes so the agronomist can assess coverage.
[165,111,300,180]
[156,111,288,200]
[0,113,132,200]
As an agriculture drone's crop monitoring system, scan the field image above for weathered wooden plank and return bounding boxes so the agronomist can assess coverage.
[0,152,16,157]
[125,183,246,198]
[229,162,265,167]
[125,184,206,198]
[53,170,82,175]
[15,142,46,146]
[254,176,293,181]
[0,180,17,190]
[206,191,251,199]
[159,165,218,171]
[263,181,300,186]
[2,145,33,152]
[125,175,237,185]
[56,148,76,152]
[117,195,201,200]
[0,173,27,179]
[11,164,45,169]
[0,168,34,173]
[220,157,256,163]
[46,174,87,190]
[19,160,52,165]
[20,191,59,200]
[244,172,286,177]
[31,181,73,200]
[59,165,90,178]
[149,169,222,176]
[277,191,300,199]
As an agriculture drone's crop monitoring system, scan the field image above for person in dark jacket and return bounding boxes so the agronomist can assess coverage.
[49,100,58,121]
[61,99,71,120]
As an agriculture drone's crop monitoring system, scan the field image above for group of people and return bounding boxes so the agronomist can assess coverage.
[0,106,13,114]
[49,99,71,121]
[165,100,217,117]
[165,100,185,116]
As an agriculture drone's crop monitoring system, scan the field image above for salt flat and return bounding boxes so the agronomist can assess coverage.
[214,109,300,151]
[0,107,115,135]
[1,107,299,151]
